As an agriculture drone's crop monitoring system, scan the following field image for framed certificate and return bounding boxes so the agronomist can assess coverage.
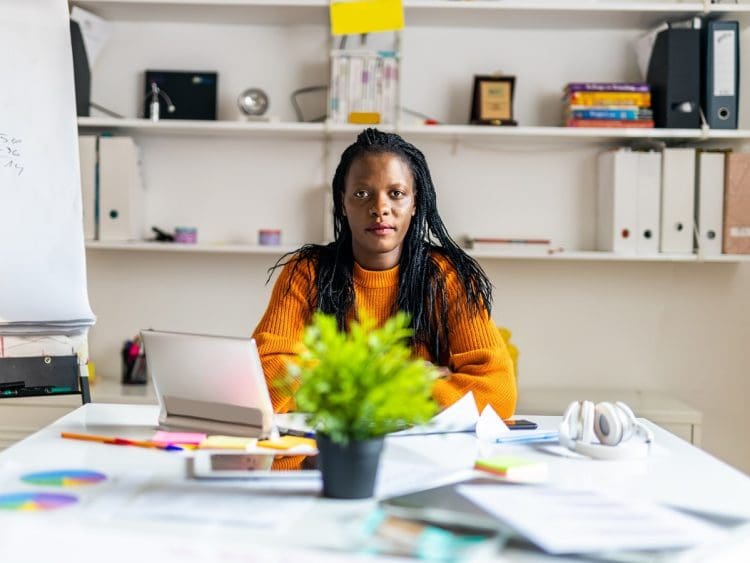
[470,75,517,126]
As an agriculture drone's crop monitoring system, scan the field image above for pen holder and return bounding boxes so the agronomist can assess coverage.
[121,338,148,385]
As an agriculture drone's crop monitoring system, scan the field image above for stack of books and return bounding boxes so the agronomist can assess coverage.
[563,82,654,128]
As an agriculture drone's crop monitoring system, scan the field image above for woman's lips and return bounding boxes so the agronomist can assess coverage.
[366,225,395,235]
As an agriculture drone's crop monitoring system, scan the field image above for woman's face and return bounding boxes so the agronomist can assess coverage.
[342,152,416,271]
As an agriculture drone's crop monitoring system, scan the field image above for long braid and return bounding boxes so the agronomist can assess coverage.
[268,128,493,360]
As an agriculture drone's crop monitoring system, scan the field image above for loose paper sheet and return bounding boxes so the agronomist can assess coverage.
[458,484,726,554]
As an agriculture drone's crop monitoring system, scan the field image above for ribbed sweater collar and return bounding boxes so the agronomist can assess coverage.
[353,261,399,289]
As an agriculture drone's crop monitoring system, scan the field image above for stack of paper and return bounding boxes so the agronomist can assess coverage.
[0,2,95,338]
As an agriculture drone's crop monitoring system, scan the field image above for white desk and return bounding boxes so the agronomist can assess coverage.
[0,378,156,450]
[0,404,749,562]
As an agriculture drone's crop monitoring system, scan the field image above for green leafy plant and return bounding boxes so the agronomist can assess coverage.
[288,311,438,445]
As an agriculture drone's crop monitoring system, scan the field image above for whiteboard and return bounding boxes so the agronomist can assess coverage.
[0,0,94,328]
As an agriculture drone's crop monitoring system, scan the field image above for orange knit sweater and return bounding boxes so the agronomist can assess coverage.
[252,254,517,419]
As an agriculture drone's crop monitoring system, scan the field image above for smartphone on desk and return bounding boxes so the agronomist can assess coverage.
[503,419,538,430]
[189,452,320,480]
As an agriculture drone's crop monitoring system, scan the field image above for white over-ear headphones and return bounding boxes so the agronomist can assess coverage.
[558,400,654,460]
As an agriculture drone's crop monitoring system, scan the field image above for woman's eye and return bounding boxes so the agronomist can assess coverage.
[391,190,405,198]
[354,190,369,199]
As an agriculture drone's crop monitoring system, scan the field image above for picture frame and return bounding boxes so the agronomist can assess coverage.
[470,75,517,126]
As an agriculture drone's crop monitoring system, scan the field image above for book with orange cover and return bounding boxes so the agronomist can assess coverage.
[565,119,654,128]
[566,91,651,107]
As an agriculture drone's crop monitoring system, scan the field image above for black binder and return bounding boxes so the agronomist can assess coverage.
[701,20,739,130]
[70,20,90,117]
[647,26,701,129]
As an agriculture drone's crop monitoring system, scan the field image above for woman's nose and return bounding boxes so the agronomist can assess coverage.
[370,193,390,216]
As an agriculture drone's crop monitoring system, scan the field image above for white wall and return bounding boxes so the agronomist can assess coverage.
[85,15,750,474]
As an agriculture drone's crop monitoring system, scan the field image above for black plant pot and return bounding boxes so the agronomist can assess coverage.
[316,434,384,499]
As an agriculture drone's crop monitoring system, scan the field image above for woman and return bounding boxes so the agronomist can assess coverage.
[253,128,516,418]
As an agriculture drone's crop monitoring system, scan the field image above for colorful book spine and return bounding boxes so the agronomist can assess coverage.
[565,82,650,93]
[567,108,651,120]
[566,91,651,107]
[565,118,654,128]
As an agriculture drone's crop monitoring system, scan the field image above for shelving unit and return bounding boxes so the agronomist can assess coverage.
[74,0,750,380]
[65,0,750,475]
[74,1,750,262]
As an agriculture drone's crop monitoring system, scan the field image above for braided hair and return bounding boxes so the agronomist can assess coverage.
[272,128,493,361]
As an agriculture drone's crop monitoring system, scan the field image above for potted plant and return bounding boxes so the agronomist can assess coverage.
[288,311,438,499]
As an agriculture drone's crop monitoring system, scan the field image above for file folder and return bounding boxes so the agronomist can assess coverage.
[77,135,97,241]
[660,148,696,254]
[647,26,701,129]
[701,20,739,130]
[597,148,638,254]
[98,136,144,242]
[635,151,662,255]
[723,153,750,254]
[695,150,725,256]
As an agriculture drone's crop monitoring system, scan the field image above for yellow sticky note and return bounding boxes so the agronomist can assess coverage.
[330,0,404,36]
[199,435,257,450]
[257,435,317,451]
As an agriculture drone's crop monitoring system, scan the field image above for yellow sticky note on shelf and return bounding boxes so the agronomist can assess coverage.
[348,111,381,124]
[330,0,404,36]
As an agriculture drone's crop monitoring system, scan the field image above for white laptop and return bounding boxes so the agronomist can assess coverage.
[141,330,276,438]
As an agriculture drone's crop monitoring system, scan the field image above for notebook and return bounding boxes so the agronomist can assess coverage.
[141,330,275,438]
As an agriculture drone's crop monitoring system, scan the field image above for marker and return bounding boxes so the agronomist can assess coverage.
[278,427,316,439]
[61,431,184,451]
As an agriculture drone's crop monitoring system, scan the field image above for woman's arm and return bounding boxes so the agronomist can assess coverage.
[431,268,517,419]
[252,259,314,413]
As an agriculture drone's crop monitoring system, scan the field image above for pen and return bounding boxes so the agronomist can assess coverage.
[472,238,551,245]
[277,427,316,439]
[494,432,559,445]
[61,431,184,451]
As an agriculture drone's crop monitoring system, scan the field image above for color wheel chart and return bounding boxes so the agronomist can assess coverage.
[21,469,107,487]
[0,492,78,511]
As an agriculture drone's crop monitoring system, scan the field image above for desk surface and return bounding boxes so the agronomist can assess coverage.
[0,404,748,562]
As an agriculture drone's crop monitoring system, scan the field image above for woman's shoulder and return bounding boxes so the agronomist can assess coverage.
[427,246,459,274]
[275,246,323,283]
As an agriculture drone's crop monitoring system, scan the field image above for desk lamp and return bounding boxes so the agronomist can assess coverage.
[146,81,176,122]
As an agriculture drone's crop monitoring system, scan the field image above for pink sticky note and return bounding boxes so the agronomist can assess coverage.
[152,431,207,445]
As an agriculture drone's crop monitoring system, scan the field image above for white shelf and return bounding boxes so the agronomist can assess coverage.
[79,117,750,144]
[73,1,750,29]
[395,124,706,144]
[85,241,300,255]
[78,117,326,138]
[469,250,712,262]
[71,0,330,25]
[404,2,706,30]
[85,242,750,262]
